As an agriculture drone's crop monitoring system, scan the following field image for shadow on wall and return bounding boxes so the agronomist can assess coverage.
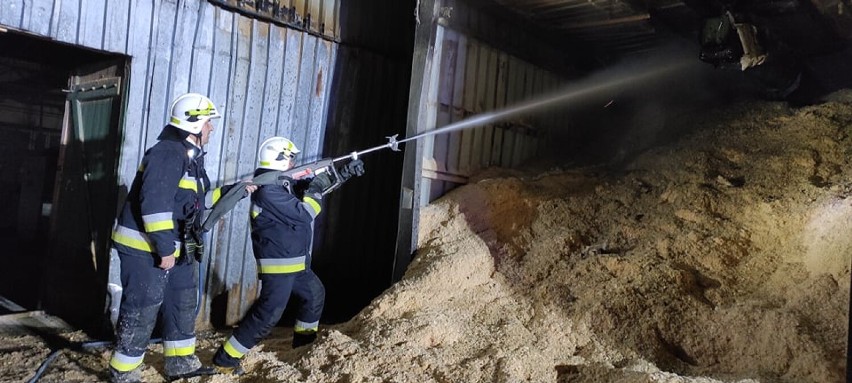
[41,133,121,339]
[310,0,417,324]
[789,41,852,106]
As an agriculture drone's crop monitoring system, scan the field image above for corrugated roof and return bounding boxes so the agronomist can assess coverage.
[488,0,852,65]
[490,0,675,61]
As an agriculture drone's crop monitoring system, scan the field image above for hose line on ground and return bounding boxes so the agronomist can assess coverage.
[27,263,205,383]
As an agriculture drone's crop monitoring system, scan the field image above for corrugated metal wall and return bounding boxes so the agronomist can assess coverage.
[420,26,565,203]
[0,0,338,326]
[395,0,575,278]
[207,0,340,39]
[317,46,412,322]
[313,0,416,322]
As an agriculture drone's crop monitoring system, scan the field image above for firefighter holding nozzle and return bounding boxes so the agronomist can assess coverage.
[212,136,365,375]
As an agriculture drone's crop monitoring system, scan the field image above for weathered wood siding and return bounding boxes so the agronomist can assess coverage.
[0,0,337,325]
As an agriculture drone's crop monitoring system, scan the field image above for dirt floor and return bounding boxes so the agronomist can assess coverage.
[2,90,851,383]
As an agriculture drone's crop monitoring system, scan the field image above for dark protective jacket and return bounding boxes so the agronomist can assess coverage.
[111,126,234,259]
[249,168,323,274]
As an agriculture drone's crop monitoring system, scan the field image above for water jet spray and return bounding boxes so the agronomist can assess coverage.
[204,56,694,228]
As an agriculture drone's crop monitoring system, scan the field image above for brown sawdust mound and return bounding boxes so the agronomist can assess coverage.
[2,91,851,383]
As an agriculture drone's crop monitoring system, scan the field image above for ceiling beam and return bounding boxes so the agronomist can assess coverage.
[561,13,651,29]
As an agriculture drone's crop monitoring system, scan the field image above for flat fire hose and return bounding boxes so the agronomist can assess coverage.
[200,170,283,232]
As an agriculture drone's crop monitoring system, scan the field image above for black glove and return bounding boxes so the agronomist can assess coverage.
[338,159,365,182]
[306,171,334,196]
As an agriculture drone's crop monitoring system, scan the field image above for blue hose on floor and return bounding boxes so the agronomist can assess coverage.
[26,338,162,383]
[27,261,206,383]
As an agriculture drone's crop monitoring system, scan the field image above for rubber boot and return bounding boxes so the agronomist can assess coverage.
[108,366,142,383]
[164,355,216,381]
[292,331,317,349]
[213,364,245,376]
[212,345,245,376]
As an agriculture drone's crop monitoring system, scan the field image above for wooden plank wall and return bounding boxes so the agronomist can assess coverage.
[422,24,564,202]
[0,0,338,326]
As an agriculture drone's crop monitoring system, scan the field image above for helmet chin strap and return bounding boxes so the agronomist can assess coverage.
[185,131,204,151]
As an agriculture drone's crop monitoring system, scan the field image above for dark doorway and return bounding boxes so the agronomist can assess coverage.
[0,30,126,336]
[313,0,416,323]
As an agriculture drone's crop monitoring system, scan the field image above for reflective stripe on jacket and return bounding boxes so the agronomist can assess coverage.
[250,169,321,274]
[112,127,214,258]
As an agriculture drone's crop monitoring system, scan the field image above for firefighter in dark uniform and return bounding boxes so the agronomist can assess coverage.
[108,93,256,383]
[212,136,365,374]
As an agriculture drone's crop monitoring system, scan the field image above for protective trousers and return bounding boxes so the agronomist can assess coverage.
[109,252,198,374]
[213,269,325,367]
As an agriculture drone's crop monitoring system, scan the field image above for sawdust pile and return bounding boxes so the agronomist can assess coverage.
[2,91,851,383]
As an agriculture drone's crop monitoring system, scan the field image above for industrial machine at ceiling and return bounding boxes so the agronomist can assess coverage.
[489,0,852,100]
[684,0,852,99]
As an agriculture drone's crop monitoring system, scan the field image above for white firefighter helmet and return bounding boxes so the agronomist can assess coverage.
[257,136,301,171]
[168,93,221,134]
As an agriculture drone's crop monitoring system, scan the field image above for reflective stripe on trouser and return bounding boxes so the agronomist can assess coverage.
[294,319,319,334]
[222,336,250,359]
[213,270,325,368]
[111,252,199,372]
[291,270,324,334]
[110,351,145,372]
[163,337,196,357]
[257,256,306,274]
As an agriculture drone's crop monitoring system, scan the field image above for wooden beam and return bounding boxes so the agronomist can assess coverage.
[562,13,650,29]
[422,169,470,184]
[393,0,440,282]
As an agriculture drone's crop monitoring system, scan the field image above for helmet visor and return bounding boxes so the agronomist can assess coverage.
[276,151,296,161]
[184,101,220,122]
